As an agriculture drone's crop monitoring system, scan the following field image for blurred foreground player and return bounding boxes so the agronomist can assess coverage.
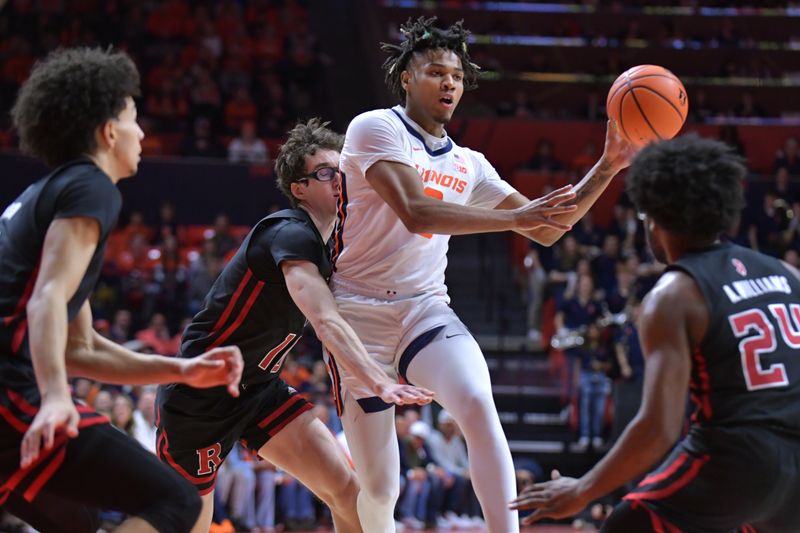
[512,135,800,532]
[1,48,244,533]
[157,119,434,533]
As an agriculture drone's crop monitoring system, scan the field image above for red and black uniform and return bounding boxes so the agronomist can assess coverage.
[0,160,200,533]
[157,209,328,494]
[605,242,800,533]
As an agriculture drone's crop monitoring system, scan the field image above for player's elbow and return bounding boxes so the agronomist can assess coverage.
[399,201,435,234]
[26,283,65,320]
[531,229,563,248]
[310,314,342,346]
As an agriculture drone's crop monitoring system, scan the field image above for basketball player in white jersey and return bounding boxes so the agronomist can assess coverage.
[328,17,636,533]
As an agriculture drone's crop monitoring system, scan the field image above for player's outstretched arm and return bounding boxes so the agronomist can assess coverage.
[496,120,637,246]
[22,217,101,466]
[366,160,577,236]
[282,260,435,406]
[510,271,701,524]
[65,302,243,397]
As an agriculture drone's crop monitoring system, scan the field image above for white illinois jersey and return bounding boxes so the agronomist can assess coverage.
[332,105,516,297]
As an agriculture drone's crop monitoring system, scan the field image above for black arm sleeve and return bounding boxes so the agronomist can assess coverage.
[53,170,121,236]
[246,220,322,281]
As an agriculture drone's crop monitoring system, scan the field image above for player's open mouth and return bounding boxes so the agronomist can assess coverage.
[439,95,454,108]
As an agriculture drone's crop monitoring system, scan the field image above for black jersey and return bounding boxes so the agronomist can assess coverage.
[0,160,121,385]
[180,209,331,387]
[668,242,800,435]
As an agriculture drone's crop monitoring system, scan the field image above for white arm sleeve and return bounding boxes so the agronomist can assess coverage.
[342,110,415,176]
[466,149,517,209]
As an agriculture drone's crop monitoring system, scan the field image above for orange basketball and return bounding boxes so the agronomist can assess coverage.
[606,65,689,147]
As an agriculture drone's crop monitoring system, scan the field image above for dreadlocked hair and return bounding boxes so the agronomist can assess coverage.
[381,16,480,102]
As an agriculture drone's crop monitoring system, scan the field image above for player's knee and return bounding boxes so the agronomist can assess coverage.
[142,476,202,533]
[452,388,495,426]
[360,474,399,508]
[325,469,360,513]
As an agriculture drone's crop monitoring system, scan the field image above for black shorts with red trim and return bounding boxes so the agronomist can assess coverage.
[606,426,800,533]
[156,378,313,495]
[0,383,108,507]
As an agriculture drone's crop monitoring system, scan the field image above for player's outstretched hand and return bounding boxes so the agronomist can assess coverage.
[515,185,578,231]
[21,396,79,468]
[375,383,435,406]
[509,469,589,525]
[600,119,639,175]
[181,346,244,398]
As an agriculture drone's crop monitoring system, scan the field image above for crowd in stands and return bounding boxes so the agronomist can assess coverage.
[0,0,325,160]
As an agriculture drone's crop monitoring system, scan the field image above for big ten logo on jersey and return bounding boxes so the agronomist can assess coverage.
[729,303,800,391]
[196,442,223,476]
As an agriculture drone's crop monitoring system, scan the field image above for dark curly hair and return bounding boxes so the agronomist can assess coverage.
[11,47,141,168]
[274,118,344,207]
[625,134,746,242]
[381,16,480,102]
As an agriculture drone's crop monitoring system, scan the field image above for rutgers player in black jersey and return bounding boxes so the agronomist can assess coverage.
[157,119,434,533]
[512,135,800,532]
[1,48,243,533]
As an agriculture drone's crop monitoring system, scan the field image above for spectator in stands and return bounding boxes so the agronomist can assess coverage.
[748,189,788,257]
[548,234,585,302]
[228,119,269,164]
[208,212,239,258]
[72,377,93,404]
[152,234,188,322]
[216,442,257,532]
[187,240,223,315]
[134,312,181,356]
[428,410,483,529]
[527,138,564,173]
[224,86,258,133]
[109,309,134,344]
[773,166,798,204]
[279,472,316,531]
[574,324,612,452]
[399,421,440,530]
[132,387,158,453]
[555,273,601,396]
[572,211,604,251]
[734,91,765,118]
[689,89,716,122]
[719,124,746,158]
[592,234,621,295]
[111,393,136,438]
[523,247,547,344]
[611,300,644,452]
[153,201,179,247]
[775,136,800,175]
[93,388,114,419]
[180,116,226,158]
[254,459,278,533]
[146,79,189,128]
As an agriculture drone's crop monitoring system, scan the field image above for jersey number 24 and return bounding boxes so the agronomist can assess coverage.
[729,304,800,391]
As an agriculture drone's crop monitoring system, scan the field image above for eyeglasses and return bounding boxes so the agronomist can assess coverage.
[298,166,340,183]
